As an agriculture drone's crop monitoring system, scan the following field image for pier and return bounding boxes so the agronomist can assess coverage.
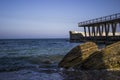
[70,13,120,43]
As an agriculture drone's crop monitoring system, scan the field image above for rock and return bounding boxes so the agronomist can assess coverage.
[58,42,98,68]
[82,41,120,70]
[58,41,120,70]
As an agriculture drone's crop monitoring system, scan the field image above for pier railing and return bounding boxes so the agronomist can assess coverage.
[78,13,120,26]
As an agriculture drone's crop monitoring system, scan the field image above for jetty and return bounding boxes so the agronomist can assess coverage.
[70,13,120,43]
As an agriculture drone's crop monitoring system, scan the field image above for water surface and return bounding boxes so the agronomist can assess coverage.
[0,39,119,80]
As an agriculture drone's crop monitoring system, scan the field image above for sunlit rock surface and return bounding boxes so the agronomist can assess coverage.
[82,41,120,70]
[58,42,98,68]
[59,41,120,70]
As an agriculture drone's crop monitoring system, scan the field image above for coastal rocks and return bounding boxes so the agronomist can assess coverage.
[58,41,120,70]
[82,41,120,70]
[58,42,98,68]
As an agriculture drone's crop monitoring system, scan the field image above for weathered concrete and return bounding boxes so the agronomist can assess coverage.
[70,13,120,43]
[69,31,84,42]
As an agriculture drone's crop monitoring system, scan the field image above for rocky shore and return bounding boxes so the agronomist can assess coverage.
[58,41,120,70]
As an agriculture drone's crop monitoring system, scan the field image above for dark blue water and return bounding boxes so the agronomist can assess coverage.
[0,39,119,80]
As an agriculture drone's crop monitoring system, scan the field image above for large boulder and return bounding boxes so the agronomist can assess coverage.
[58,42,98,68]
[59,41,120,70]
[82,41,120,70]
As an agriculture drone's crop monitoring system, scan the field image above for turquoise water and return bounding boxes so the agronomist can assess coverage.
[0,39,119,80]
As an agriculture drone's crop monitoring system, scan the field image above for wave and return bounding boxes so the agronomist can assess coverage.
[0,54,64,72]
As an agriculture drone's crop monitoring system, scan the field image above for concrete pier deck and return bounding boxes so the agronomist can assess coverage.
[70,13,120,43]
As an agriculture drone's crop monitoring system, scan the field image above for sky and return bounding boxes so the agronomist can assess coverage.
[0,0,120,39]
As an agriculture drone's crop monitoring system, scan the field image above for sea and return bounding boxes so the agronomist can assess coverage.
[0,39,119,80]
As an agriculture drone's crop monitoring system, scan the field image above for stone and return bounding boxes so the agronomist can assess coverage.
[58,42,98,68]
[59,41,120,70]
[82,41,120,70]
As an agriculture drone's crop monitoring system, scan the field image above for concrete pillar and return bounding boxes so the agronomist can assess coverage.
[106,23,110,36]
[105,23,109,37]
[96,26,99,36]
[112,23,117,36]
[98,25,102,36]
[93,26,96,37]
[88,26,91,37]
[92,27,94,36]
[101,25,104,36]
[104,23,109,44]
[84,26,87,37]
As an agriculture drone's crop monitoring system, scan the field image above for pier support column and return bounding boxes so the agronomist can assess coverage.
[112,23,117,36]
[96,25,99,36]
[107,24,110,35]
[88,26,91,37]
[105,23,109,37]
[93,26,96,37]
[84,26,87,37]
[92,26,95,37]
[104,24,108,44]
[98,25,102,36]
[101,25,104,36]
[91,26,96,41]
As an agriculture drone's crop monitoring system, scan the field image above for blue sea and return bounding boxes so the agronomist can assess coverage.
[0,39,119,80]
